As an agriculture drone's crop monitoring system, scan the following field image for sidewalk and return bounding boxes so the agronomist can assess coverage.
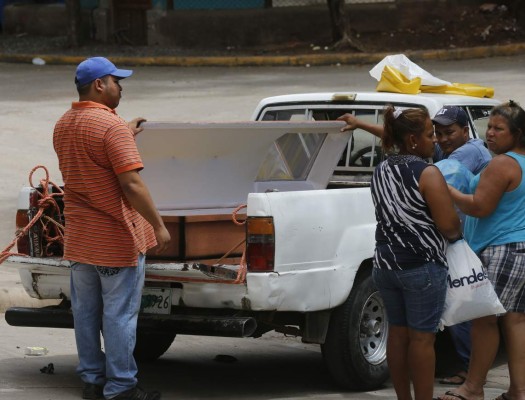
[1,42,525,67]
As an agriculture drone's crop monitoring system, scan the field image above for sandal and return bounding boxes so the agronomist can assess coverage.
[493,394,510,400]
[438,391,469,400]
[439,373,467,385]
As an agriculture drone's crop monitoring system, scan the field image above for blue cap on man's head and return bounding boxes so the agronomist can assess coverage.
[432,106,468,127]
[75,57,133,87]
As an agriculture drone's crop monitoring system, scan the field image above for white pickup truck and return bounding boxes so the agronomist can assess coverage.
[4,91,500,390]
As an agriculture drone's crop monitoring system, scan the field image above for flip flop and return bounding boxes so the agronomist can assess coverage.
[438,391,469,400]
[439,374,467,385]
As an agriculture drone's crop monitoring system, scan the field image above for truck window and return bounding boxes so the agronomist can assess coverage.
[337,109,382,171]
[261,106,384,173]
[261,109,308,121]
[465,106,493,143]
[256,132,326,181]
[312,108,383,171]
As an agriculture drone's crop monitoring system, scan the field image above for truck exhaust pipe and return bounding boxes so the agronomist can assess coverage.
[5,307,257,338]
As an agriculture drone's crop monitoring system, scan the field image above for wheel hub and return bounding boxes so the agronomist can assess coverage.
[359,291,388,365]
[363,318,381,336]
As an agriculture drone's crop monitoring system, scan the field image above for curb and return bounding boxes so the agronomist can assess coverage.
[1,43,525,67]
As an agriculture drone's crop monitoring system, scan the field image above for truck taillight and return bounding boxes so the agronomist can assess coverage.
[246,217,275,272]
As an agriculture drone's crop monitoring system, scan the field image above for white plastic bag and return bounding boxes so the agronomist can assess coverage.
[369,54,451,87]
[439,240,505,329]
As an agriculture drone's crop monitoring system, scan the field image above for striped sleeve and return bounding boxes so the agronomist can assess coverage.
[104,123,144,175]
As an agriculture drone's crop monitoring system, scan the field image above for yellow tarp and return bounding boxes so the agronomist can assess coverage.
[375,65,494,98]
[421,83,494,98]
[376,65,421,94]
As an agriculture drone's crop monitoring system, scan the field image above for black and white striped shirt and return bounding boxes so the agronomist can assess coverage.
[371,154,447,270]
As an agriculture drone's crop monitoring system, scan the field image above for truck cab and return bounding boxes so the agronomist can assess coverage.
[253,91,498,185]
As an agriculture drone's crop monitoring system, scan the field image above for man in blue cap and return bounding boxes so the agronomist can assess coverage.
[431,106,491,386]
[54,57,170,400]
[432,106,491,175]
[337,105,491,174]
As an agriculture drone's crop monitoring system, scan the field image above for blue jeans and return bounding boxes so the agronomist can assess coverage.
[372,262,448,333]
[70,254,145,399]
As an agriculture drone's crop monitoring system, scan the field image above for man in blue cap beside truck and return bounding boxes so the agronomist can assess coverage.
[54,56,170,400]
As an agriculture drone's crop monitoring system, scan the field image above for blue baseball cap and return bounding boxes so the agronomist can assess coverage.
[75,57,133,87]
[432,106,468,127]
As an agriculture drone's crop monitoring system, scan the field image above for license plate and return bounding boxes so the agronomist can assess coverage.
[141,287,172,315]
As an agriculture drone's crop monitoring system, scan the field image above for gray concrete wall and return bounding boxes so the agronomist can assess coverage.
[3,4,68,36]
[149,6,337,48]
[1,1,475,48]
[2,3,92,37]
[146,2,453,48]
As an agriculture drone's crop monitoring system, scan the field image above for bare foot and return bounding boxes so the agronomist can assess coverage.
[439,371,468,385]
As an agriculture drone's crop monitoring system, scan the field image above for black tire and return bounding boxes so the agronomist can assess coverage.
[134,331,176,362]
[321,273,389,390]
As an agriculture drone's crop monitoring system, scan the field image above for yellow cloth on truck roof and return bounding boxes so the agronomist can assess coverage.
[421,83,494,98]
[375,66,494,98]
[376,65,421,95]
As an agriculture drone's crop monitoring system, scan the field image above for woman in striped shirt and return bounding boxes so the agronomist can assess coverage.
[370,106,461,400]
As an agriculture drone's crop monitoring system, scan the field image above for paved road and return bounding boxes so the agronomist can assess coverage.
[0,316,510,400]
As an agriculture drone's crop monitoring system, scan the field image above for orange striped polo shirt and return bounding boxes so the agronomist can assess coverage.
[53,101,156,267]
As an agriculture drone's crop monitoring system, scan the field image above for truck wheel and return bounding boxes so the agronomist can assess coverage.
[321,273,389,390]
[134,331,176,362]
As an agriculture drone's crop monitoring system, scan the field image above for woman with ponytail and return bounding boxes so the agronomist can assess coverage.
[368,106,461,400]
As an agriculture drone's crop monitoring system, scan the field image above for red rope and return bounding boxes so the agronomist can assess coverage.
[206,204,248,284]
[0,165,64,265]
[232,204,247,226]
[231,204,247,282]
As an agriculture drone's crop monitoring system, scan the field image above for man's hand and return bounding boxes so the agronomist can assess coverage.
[128,117,147,136]
[153,225,171,254]
[337,113,384,138]
[117,170,171,254]
[337,113,359,132]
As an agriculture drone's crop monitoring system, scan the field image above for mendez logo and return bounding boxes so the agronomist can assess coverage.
[447,268,488,288]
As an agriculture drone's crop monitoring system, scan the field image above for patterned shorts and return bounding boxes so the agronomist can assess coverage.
[480,242,525,313]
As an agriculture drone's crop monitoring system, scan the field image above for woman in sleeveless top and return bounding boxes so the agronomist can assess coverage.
[369,106,461,400]
[439,102,525,400]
